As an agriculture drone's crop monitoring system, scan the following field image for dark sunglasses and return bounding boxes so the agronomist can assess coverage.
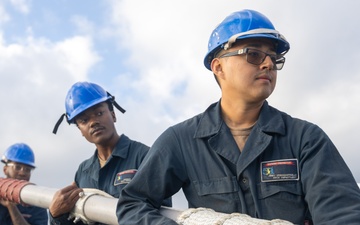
[218,48,286,70]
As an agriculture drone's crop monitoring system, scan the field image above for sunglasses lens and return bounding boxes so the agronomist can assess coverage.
[246,49,264,65]
[247,49,285,70]
[9,163,32,173]
[275,58,285,70]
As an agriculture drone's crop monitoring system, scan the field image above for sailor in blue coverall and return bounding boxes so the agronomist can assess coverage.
[50,82,171,225]
[1,143,48,225]
[117,9,360,225]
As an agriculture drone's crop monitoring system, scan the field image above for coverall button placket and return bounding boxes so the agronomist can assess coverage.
[239,176,249,190]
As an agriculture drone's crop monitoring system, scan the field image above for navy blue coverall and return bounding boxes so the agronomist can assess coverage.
[118,101,360,225]
[50,134,150,225]
[0,204,48,225]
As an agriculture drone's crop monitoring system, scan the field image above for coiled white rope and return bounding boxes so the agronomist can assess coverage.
[177,208,293,225]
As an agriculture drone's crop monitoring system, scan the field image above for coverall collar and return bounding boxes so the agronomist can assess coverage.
[81,134,131,172]
[194,100,285,139]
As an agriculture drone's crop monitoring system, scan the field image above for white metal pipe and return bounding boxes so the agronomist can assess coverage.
[20,185,57,209]
[2,179,360,224]
[76,194,118,224]
[15,181,182,224]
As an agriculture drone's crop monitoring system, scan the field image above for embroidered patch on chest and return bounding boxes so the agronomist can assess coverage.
[114,169,137,186]
[261,159,299,182]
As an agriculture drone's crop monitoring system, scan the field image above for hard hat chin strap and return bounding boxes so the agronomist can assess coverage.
[107,92,126,114]
[52,113,66,134]
[112,101,126,113]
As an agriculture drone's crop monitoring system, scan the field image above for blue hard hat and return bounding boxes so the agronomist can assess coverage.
[52,81,126,134]
[1,143,36,168]
[65,82,112,123]
[204,9,290,70]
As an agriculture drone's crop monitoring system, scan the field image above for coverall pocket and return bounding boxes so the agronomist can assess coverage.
[257,181,302,199]
[193,176,239,196]
[192,176,241,213]
[257,181,306,221]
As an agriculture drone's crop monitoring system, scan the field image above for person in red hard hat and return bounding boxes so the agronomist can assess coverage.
[49,82,171,225]
[0,143,48,225]
[117,9,360,224]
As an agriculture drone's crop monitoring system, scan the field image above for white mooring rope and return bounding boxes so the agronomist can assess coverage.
[177,208,294,225]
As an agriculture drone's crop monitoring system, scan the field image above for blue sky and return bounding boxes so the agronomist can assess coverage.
[1,0,360,210]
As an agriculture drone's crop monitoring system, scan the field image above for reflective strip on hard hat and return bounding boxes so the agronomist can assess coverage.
[224,28,288,50]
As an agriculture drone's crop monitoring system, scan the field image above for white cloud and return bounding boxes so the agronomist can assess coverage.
[53,36,101,81]
[10,0,30,14]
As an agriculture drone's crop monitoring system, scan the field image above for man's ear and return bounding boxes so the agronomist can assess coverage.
[211,58,225,81]
[3,165,8,176]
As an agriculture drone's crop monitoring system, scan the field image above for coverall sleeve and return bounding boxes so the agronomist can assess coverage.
[29,208,48,225]
[117,128,186,225]
[300,124,360,224]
